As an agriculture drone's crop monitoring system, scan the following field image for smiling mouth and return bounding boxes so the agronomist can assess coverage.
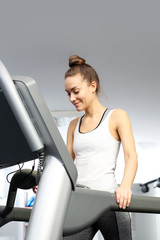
[74,102,80,107]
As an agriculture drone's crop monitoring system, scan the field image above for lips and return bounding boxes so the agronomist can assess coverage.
[74,102,80,107]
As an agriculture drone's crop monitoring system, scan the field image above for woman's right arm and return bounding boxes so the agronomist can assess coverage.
[66,118,79,160]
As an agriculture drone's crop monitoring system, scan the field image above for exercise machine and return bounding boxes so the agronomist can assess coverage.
[140,178,160,193]
[0,61,160,239]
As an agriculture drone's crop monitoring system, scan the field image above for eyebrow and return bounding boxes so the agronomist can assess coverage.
[65,86,78,93]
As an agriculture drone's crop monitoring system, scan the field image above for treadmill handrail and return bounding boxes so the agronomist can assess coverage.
[1,189,160,235]
[63,188,160,235]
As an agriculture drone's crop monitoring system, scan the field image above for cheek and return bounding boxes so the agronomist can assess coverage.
[84,90,92,100]
[78,87,92,102]
[79,92,87,101]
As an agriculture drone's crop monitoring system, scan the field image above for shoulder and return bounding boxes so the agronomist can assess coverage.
[110,109,131,127]
[111,109,131,130]
[69,117,80,128]
[111,108,129,119]
[67,117,80,160]
[107,109,129,140]
[68,117,80,134]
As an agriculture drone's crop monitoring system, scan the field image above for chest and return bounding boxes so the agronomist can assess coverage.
[79,114,120,141]
[74,121,118,155]
[79,116,104,133]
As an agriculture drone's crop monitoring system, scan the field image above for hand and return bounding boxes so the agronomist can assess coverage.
[32,185,38,194]
[115,187,132,209]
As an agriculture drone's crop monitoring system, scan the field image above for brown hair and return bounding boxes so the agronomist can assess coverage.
[65,55,100,94]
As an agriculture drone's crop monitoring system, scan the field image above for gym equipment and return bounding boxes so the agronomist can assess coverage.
[140,178,160,193]
[1,169,37,217]
[0,61,160,239]
[0,60,77,239]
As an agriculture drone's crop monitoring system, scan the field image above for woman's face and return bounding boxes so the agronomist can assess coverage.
[65,74,96,111]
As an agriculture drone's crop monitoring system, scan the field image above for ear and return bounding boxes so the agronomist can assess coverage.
[90,81,97,93]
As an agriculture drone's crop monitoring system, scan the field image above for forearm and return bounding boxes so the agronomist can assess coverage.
[116,153,138,209]
[120,153,138,189]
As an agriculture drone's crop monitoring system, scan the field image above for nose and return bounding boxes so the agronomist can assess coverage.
[69,93,76,103]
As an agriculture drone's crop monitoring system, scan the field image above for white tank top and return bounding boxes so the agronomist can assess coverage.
[73,109,120,193]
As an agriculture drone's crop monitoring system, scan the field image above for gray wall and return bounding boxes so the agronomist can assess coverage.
[0,0,160,143]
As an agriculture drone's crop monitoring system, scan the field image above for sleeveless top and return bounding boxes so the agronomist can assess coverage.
[73,109,121,193]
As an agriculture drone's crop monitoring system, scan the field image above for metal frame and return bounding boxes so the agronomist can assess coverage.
[0,61,77,239]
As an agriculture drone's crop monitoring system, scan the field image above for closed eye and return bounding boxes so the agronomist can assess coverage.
[66,90,79,97]
[65,87,80,97]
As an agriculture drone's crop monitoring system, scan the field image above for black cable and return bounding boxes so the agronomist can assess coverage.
[6,163,24,184]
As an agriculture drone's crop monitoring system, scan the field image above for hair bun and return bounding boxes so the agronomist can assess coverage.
[69,55,86,67]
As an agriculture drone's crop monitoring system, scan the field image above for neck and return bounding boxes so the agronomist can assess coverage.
[85,97,106,118]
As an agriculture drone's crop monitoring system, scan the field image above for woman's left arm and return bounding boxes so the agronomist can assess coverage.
[115,109,138,209]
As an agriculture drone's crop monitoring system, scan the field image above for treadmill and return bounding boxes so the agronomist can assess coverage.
[0,61,160,240]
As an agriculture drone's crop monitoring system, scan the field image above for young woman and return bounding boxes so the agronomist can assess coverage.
[63,55,138,240]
